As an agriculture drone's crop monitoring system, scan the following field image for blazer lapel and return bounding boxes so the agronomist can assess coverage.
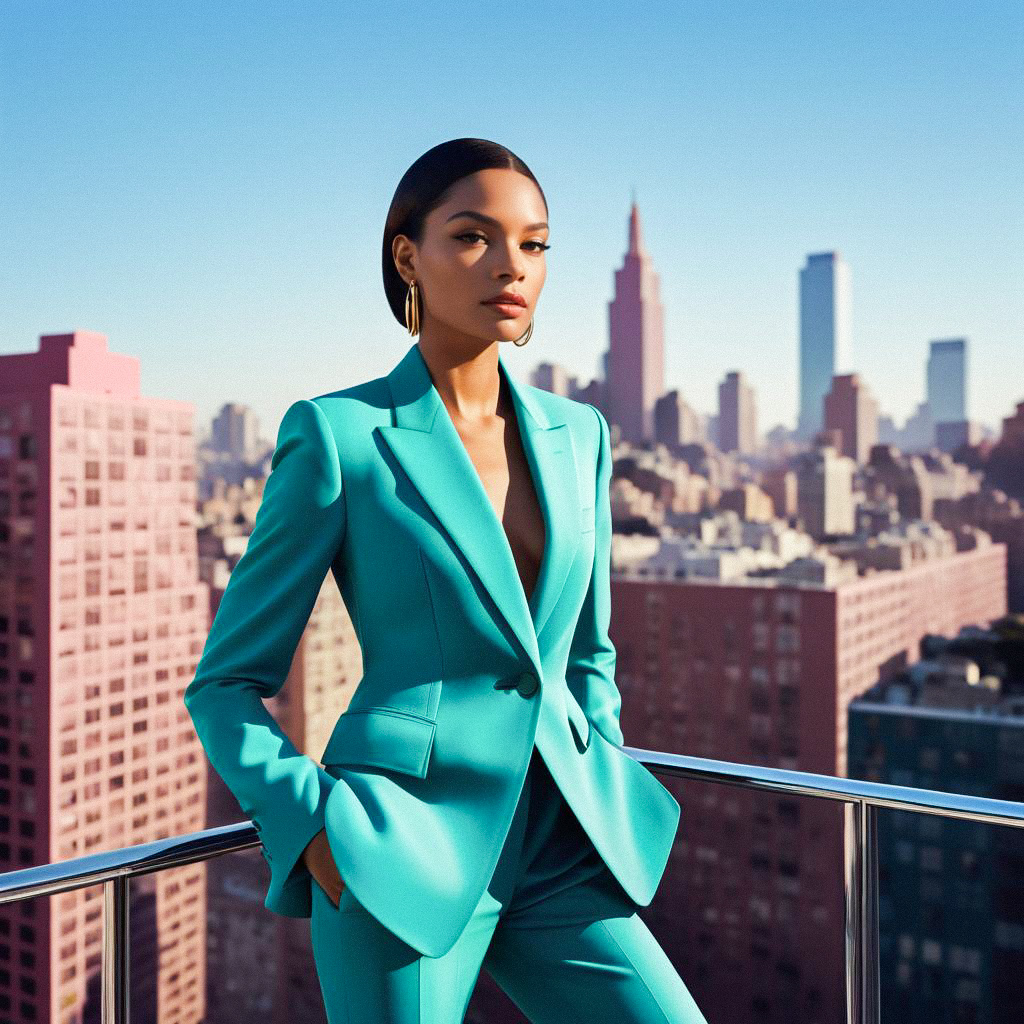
[377,342,580,674]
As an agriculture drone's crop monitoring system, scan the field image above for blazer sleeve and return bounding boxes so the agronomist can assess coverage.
[183,398,345,909]
[565,403,625,749]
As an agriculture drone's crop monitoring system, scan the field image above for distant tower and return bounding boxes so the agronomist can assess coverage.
[797,252,852,440]
[211,402,261,462]
[606,198,665,443]
[824,373,879,464]
[654,390,702,448]
[927,338,967,426]
[718,370,758,455]
[530,362,572,397]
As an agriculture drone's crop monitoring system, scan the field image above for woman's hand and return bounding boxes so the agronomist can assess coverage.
[301,827,345,909]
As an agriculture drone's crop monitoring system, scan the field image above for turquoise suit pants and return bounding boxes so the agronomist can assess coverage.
[310,746,709,1023]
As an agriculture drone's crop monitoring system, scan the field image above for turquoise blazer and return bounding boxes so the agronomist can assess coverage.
[184,341,680,959]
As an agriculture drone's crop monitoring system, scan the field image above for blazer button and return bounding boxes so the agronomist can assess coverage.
[516,671,539,698]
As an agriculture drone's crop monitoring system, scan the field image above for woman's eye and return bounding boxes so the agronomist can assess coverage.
[455,232,550,252]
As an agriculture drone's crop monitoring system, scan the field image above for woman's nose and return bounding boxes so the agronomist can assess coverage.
[495,242,526,278]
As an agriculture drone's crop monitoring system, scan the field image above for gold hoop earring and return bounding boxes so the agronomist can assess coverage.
[512,318,534,346]
[405,280,421,336]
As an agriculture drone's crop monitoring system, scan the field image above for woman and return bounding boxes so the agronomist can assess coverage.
[184,138,708,1023]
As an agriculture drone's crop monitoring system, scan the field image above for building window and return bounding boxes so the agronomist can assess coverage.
[752,623,769,652]
[133,559,148,594]
[776,625,800,653]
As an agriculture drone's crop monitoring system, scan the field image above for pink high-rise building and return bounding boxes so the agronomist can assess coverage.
[606,201,666,443]
[0,331,209,1024]
[609,544,1007,1024]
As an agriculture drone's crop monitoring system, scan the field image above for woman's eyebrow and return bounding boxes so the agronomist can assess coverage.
[445,210,549,232]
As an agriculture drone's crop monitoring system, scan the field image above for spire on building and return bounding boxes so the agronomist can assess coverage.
[606,196,665,443]
[628,197,646,257]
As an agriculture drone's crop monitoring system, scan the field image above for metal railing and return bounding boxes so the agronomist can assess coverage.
[3,748,1024,1024]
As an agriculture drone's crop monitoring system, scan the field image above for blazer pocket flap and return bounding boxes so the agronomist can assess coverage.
[580,504,595,533]
[564,691,591,752]
[320,708,436,779]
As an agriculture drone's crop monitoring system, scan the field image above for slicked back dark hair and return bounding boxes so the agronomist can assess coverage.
[382,138,547,328]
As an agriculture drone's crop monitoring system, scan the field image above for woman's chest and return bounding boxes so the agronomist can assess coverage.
[455,417,546,602]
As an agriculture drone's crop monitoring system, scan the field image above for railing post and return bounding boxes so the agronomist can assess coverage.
[860,803,880,1024]
[102,875,130,1024]
[843,800,860,1024]
[844,800,880,1024]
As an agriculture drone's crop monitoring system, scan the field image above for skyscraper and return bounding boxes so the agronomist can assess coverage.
[718,370,758,455]
[210,402,262,463]
[824,372,879,464]
[606,200,665,443]
[927,337,968,426]
[0,331,209,1023]
[797,252,852,440]
[654,390,703,448]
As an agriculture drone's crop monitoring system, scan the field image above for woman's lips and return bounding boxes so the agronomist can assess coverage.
[483,301,526,317]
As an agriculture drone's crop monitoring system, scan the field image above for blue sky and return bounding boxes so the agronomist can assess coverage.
[2,2,1021,438]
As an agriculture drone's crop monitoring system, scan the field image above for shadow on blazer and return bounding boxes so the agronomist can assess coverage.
[183,340,680,959]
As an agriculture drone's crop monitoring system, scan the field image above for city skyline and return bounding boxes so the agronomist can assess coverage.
[3,4,1020,435]
[2,323,1020,1023]
[2,7,1023,1022]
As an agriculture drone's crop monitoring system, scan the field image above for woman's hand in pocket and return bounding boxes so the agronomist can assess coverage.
[301,827,345,909]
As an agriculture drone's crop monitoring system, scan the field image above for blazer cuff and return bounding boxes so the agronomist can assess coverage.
[259,761,337,895]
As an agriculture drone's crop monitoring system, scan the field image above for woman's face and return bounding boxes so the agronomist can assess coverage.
[394,168,549,348]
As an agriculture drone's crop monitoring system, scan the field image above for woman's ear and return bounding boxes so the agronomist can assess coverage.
[393,235,415,281]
